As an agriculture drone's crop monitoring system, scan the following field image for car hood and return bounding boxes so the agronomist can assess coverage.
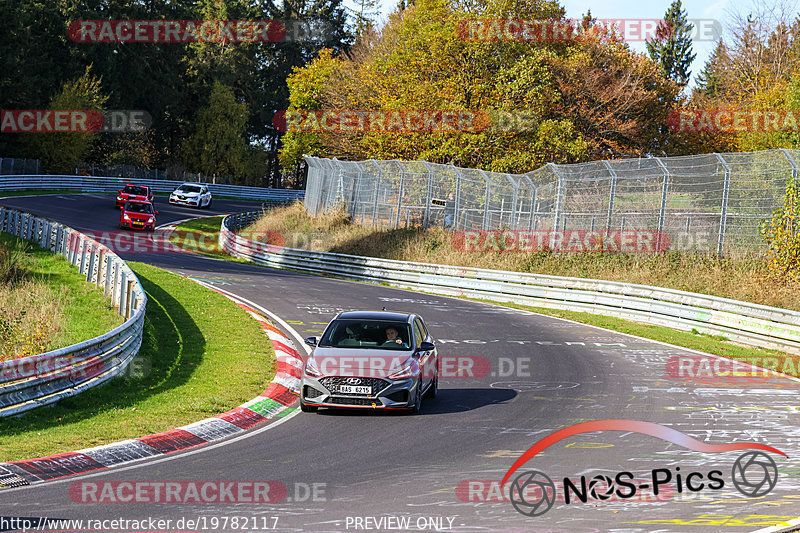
[122,194,149,201]
[175,191,200,197]
[125,211,153,220]
[308,347,415,379]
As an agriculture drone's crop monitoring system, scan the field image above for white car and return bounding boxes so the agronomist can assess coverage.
[169,183,212,208]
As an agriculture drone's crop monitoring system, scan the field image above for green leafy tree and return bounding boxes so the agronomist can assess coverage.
[27,66,108,174]
[181,82,248,179]
[647,0,696,87]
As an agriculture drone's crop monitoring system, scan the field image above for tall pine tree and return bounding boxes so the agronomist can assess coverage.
[647,0,696,87]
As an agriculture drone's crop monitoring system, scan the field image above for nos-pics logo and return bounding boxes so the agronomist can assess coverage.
[501,419,785,517]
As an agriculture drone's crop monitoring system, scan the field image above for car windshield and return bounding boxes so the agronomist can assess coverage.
[318,319,411,350]
[123,186,148,195]
[125,202,153,214]
[178,185,202,193]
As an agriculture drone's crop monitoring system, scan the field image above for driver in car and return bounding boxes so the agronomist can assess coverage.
[382,326,404,347]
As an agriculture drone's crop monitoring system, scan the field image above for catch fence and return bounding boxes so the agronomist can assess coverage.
[304,149,799,254]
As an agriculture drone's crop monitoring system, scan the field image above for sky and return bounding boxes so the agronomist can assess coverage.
[360,0,796,90]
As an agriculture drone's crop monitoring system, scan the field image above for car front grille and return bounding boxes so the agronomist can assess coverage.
[318,377,390,395]
[327,397,381,406]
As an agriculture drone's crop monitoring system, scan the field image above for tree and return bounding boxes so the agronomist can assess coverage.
[26,66,108,174]
[647,0,696,87]
[181,82,249,179]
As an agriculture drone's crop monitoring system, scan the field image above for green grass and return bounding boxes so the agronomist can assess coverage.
[169,216,252,264]
[0,232,123,355]
[0,262,276,461]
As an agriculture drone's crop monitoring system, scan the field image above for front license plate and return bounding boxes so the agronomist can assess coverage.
[338,385,371,395]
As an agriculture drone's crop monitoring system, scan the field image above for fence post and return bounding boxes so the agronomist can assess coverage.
[478,170,492,230]
[452,163,462,230]
[395,161,406,228]
[548,163,565,232]
[523,176,537,231]
[421,162,435,228]
[780,148,798,188]
[370,160,382,226]
[715,153,732,255]
[654,157,671,252]
[602,160,617,234]
[97,250,106,287]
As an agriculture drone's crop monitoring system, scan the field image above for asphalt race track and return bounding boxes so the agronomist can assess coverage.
[0,193,799,533]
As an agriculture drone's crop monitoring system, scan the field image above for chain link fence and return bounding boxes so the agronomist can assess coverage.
[303,149,799,254]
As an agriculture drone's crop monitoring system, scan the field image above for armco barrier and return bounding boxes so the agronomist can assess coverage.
[0,207,146,416]
[0,175,304,202]
[221,211,800,356]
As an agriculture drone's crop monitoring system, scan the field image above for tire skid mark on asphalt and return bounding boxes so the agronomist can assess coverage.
[0,280,302,488]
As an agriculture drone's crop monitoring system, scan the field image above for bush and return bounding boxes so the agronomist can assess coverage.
[761,177,800,282]
[0,240,30,285]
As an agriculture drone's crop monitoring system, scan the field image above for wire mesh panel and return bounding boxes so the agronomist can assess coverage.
[302,149,796,254]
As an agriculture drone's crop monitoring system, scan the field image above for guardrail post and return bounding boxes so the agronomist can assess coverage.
[715,153,732,255]
[113,262,121,305]
[39,221,48,249]
[119,271,128,315]
[78,240,87,273]
[395,161,406,228]
[421,162,434,229]
[97,250,106,287]
[780,148,798,188]
[549,163,565,232]
[86,246,96,282]
[370,160,382,226]
[104,256,113,295]
[602,160,617,234]
[21,213,29,239]
[654,157,670,252]
[125,279,135,319]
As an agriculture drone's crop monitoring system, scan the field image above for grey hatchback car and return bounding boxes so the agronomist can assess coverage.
[300,311,438,413]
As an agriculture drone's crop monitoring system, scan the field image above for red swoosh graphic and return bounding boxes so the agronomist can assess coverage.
[501,419,787,485]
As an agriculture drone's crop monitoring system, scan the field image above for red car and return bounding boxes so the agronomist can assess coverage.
[116,184,154,209]
[120,200,158,231]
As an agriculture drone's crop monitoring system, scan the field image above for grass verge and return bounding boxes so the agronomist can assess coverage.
[0,262,276,461]
[0,233,122,359]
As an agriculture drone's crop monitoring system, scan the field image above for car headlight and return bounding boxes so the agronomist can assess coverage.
[123,214,130,220]
[304,358,322,378]
[147,216,154,223]
[117,196,124,200]
[387,358,418,380]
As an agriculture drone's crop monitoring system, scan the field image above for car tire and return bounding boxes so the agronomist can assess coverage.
[205,198,212,209]
[408,385,423,414]
[300,402,318,413]
[425,373,438,399]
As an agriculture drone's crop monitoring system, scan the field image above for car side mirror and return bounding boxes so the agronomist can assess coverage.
[155,211,159,215]
[304,336,318,347]
[418,341,435,352]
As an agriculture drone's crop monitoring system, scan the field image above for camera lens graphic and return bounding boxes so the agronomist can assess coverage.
[732,451,778,497]
[509,470,556,517]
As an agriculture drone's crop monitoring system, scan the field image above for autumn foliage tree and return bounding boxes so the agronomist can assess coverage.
[280,0,684,173]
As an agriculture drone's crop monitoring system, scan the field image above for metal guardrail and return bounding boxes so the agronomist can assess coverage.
[0,207,146,416]
[221,211,800,356]
[0,175,304,202]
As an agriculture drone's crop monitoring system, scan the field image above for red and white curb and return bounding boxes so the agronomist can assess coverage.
[0,280,303,487]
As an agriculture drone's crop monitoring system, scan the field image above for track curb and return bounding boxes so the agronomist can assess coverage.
[0,283,302,488]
